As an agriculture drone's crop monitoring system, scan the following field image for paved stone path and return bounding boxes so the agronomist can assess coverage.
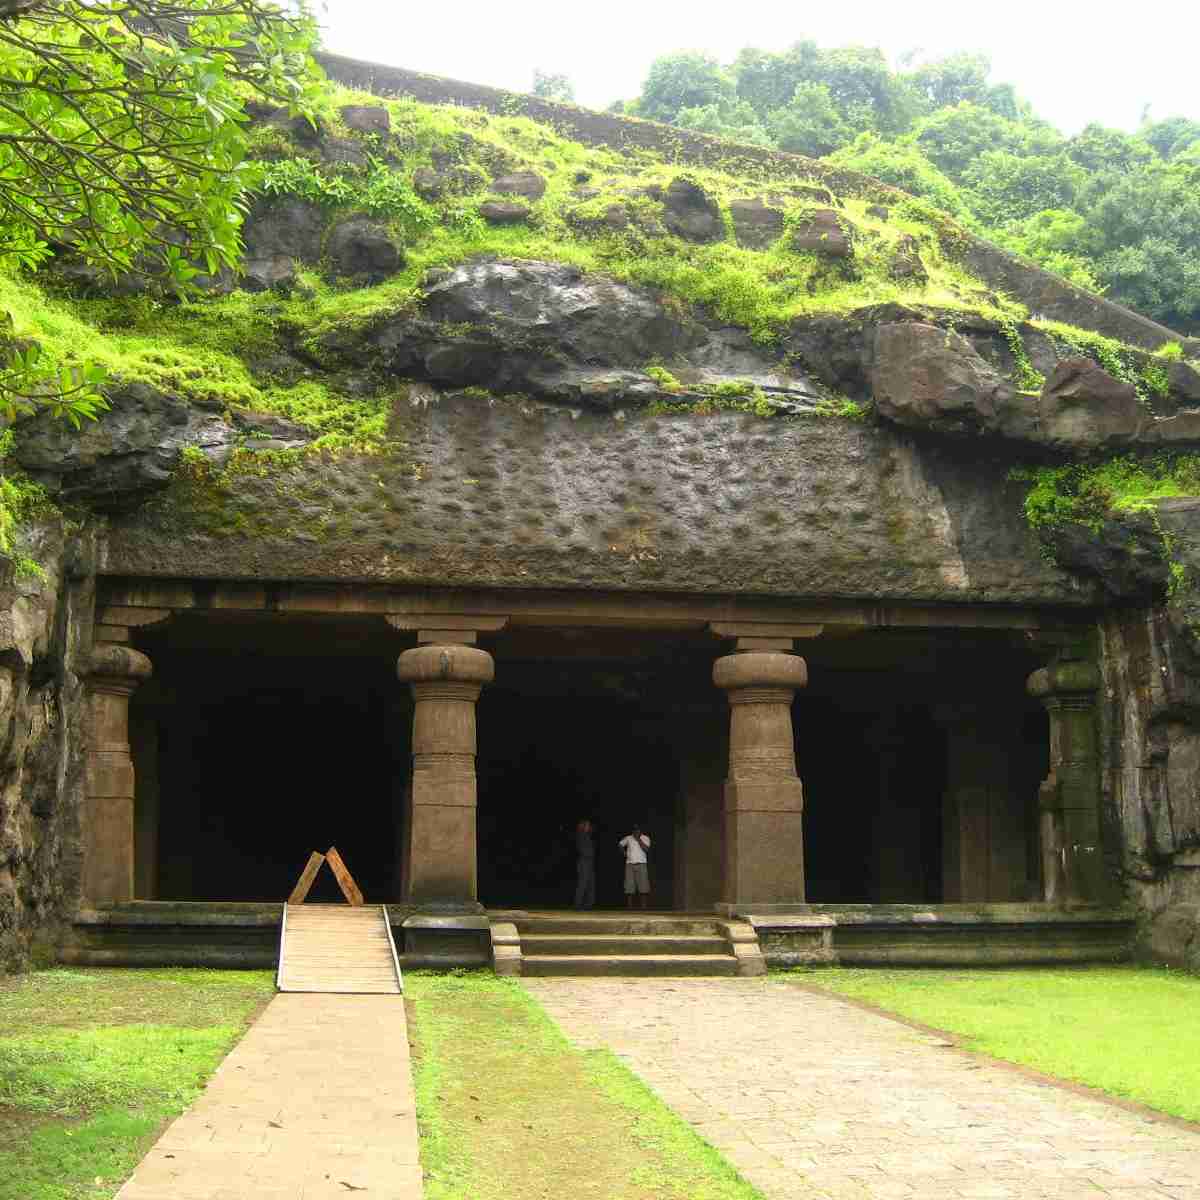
[526,977,1200,1200]
[116,994,420,1200]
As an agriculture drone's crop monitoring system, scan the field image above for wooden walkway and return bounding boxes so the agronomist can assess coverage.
[276,904,402,994]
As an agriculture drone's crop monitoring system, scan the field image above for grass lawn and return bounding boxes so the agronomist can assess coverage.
[406,971,761,1200]
[0,967,274,1200]
[790,965,1200,1123]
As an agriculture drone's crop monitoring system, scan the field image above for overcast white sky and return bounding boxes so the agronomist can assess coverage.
[318,0,1200,135]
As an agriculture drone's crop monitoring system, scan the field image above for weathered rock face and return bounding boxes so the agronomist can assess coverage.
[791,209,852,258]
[872,323,1032,440]
[315,259,824,411]
[101,390,1089,605]
[730,198,784,249]
[1039,358,1143,451]
[14,384,312,510]
[0,522,93,971]
[1100,605,1200,970]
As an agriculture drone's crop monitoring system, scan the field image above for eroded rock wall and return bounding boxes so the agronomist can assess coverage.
[0,522,93,971]
[1100,605,1200,969]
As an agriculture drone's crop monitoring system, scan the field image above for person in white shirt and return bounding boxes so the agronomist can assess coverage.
[618,824,651,909]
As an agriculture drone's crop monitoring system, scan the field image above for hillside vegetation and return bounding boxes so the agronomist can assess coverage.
[611,44,1200,333]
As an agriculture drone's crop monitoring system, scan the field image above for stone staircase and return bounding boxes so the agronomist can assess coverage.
[489,912,765,977]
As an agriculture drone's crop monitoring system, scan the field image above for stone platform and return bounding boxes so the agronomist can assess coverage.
[60,902,1136,971]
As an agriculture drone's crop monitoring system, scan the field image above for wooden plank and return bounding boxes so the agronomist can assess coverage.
[287,852,325,904]
[325,846,365,906]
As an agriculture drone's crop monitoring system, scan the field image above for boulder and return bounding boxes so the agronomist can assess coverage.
[492,170,546,200]
[241,254,296,294]
[791,209,852,258]
[243,196,326,265]
[413,163,484,199]
[661,178,723,243]
[566,202,629,234]
[230,409,315,450]
[326,218,403,283]
[872,323,1033,439]
[479,200,531,225]
[339,104,390,135]
[1038,357,1144,451]
[867,204,890,220]
[1167,359,1200,405]
[730,198,784,249]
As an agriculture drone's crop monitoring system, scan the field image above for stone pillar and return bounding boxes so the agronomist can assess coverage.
[396,643,494,908]
[1027,658,1104,905]
[84,642,152,905]
[713,651,808,911]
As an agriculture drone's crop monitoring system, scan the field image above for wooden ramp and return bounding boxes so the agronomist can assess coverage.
[276,904,403,994]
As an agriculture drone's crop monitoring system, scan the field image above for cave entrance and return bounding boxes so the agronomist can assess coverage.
[127,614,1046,910]
[131,615,411,904]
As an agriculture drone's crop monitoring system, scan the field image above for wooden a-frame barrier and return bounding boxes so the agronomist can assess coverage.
[287,847,365,906]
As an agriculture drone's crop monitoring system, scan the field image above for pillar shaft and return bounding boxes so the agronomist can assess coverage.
[397,644,493,907]
[714,652,807,910]
[1028,659,1104,905]
[84,643,151,905]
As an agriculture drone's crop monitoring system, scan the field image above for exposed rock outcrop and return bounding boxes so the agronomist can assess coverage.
[326,218,403,283]
[1039,358,1143,451]
[0,523,92,971]
[311,259,824,411]
[730,198,784,249]
[791,208,852,258]
[660,179,724,243]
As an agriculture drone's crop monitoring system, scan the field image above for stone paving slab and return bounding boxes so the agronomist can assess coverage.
[525,977,1200,1200]
[116,993,420,1200]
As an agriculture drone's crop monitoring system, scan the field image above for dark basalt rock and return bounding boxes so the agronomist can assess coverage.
[565,202,629,234]
[14,384,230,509]
[872,323,1033,440]
[243,196,327,265]
[1043,510,1171,601]
[339,104,390,134]
[730,198,784,249]
[326,218,403,282]
[791,209,852,258]
[1039,358,1143,451]
[479,200,531,225]
[661,178,723,243]
[492,170,546,200]
[314,259,822,411]
[413,164,484,199]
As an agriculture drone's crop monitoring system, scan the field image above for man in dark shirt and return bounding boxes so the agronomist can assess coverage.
[574,818,596,910]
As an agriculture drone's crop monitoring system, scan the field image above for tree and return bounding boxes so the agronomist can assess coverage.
[531,69,575,104]
[828,133,974,221]
[1141,116,1200,160]
[765,82,854,158]
[731,41,820,118]
[0,0,320,422]
[675,98,770,147]
[634,51,731,124]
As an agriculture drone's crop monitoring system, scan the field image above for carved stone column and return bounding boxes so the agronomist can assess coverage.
[84,642,152,905]
[397,642,494,908]
[713,650,808,910]
[1027,658,1104,905]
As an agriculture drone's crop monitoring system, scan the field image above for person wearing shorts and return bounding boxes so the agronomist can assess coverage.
[618,825,651,909]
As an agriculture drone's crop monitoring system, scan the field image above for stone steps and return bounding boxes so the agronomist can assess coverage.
[490,912,764,977]
[522,953,740,977]
[522,933,731,957]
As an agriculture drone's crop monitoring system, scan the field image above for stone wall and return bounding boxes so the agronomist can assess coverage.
[0,521,94,970]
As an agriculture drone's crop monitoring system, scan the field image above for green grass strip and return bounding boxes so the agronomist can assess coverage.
[406,970,762,1200]
[791,964,1200,1123]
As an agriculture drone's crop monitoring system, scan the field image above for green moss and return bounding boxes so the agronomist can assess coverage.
[0,430,57,578]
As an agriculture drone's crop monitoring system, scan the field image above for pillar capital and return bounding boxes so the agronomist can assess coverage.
[713,651,808,695]
[89,643,153,694]
[397,643,494,689]
[1027,660,1100,702]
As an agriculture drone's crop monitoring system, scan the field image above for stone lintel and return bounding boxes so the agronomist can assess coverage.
[385,614,508,641]
[98,581,1053,632]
